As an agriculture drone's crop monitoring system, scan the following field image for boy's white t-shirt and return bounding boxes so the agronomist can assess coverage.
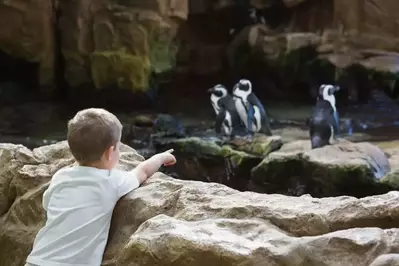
[26,165,140,266]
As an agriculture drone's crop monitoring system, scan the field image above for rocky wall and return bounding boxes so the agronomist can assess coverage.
[1,0,399,99]
[0,140,399,266]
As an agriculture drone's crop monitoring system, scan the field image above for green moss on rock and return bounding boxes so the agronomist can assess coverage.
[148,27,179,74]
[232,135,283,157]
[251,140,392,197]
[172,137,221,155]
[380,172,399,189]
[166,137,258,168]
[220,145,255,168]
[90,49,151,92]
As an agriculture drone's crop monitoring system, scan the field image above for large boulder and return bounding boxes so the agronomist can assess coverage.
[1,141,399,266]
[334,0,399,52]
[251,139,392,197]
[0,0,55,89]
[59,0,188,91]
[379,147,399,190]
[152,135,282,191]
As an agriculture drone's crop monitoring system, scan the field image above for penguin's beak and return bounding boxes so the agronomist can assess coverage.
[334,86,340,92]
[207,88,214,93]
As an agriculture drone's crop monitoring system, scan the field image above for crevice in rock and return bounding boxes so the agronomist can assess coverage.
[0,50,40,106]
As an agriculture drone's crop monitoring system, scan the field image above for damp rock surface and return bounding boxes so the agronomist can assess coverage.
[152,135,278,191]
[251,138,392,197]
[379,148,399,190]
[1,141,399,266]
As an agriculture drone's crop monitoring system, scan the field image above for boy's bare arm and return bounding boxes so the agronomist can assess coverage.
[133,149,176,184]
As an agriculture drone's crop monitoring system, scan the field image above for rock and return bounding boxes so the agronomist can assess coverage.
[0,0,54,88]
[251,139,393,197]
[379,148,399,190]
[1,140,399,266]
[370,254,399,266]
[117,216,399,265]
[228,134,283,157]
[334,0,399,53]
[59,0,188,91]
[282,0,309,8]
[153,114,186,137]
[133,114,156,128]
[0,0,55,87]
[152,136,263,191]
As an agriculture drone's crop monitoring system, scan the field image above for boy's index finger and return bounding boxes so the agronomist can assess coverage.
[165,149,174,153]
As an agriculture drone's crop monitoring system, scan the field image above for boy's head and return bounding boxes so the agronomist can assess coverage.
[67,108,122,169]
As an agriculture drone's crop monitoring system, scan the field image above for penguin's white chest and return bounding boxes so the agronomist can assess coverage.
[252,106,261,132]
[223,111,233,135]
[210,95,220,114]
[234,97,249,127]
[234,97,261,132]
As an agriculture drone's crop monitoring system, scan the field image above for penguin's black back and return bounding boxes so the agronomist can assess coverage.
[218,95,247,135]
[309,100,335,149]
[247,92,272,135]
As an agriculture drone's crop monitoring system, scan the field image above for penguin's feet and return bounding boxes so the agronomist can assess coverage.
[239,134,255,143]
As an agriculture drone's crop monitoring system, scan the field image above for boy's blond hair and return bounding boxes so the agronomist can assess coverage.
[67,108,122,165]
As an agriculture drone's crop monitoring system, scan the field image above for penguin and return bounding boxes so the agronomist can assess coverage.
[208,84,246,137]
[309,84,340,149]
[232,79,272,136]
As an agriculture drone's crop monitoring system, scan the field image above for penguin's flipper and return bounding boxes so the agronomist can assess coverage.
[249,93,272,135]
[246,102,255,132]
[215,108,226,134]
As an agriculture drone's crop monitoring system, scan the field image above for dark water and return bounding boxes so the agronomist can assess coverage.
[0,87,399,152]
[0,102,398,153]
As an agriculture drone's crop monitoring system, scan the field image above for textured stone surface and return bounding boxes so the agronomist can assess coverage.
[153,136,263,191]
[59,0,188,91]
[380,148,399,190]
[251,139,392,197]
[2,0,399,95]
[1,141,399,266]
[0,0,55,88]
[334,0,399,51]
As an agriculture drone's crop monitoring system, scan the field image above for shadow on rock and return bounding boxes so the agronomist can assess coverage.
[153,135,282,191]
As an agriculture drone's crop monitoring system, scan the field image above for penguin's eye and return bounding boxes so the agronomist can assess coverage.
[214,91,223,97]
[328,88,333,95]
[241,85,250,91]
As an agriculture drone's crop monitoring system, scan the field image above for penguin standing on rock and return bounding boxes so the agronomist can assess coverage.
[208,84,246,137]
[232,79,272,136]
[309,84,341,149]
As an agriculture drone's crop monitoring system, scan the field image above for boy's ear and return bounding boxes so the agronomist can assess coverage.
[104,145,114,161]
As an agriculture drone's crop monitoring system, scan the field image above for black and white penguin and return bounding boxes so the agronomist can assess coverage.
[309,84,340,149]
[232,79,272,136]
[208,84,246,137]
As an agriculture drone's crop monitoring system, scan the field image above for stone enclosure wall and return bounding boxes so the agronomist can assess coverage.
[0,0,399,95]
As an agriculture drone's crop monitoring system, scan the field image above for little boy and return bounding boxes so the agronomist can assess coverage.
[25,108,176,266]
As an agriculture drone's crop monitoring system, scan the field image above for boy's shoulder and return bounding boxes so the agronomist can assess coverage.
[48,165,112,192]
[52,165,113,182]
[52,165,77,179]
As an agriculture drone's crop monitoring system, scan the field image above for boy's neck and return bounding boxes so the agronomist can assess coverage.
[79,161,111,170]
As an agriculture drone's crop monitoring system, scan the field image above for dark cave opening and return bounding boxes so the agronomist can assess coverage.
[0,50,40,106]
